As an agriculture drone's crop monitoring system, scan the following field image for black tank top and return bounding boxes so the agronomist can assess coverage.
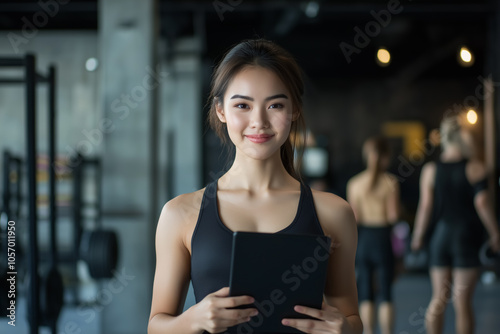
[432,159,484,226]
[190,178,325,304]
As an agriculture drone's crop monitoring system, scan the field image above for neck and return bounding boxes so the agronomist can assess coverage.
[220,149,297,192]
[440,144,464,161]
[366,163,379,173]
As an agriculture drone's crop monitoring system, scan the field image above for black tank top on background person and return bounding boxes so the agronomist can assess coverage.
[427,159,489,267]
[429,159,487,252]
[190,178,325,305]
[432,159,486,227]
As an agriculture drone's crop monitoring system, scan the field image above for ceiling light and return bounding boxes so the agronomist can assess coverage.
[466,109,477,124]
[376,48,391,67]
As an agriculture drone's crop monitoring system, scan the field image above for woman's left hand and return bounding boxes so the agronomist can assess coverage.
[282,302,351,334]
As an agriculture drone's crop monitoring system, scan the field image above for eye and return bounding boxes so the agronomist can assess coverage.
[269,103,284,109]
[234,103,249,109]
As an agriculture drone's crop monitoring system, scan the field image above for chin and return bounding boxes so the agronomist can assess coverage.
[239,147,280,161]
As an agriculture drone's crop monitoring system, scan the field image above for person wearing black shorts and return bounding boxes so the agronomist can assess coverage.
[347,136,400,334]
[412,115,500,334]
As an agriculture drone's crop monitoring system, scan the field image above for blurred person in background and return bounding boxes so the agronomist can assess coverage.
[411,114,500,334]
[347,136,400,334]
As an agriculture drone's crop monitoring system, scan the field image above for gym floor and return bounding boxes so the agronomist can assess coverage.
[392,273,500,334]
[1,272,499,334]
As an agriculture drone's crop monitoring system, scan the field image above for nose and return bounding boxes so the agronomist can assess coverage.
[250,106,270,129]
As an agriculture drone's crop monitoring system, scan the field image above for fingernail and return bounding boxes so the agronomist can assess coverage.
[295,306,302,312]
[282,320,289,325]
[252,310,259,316]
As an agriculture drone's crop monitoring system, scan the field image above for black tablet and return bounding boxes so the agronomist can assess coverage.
[228,231,331,334]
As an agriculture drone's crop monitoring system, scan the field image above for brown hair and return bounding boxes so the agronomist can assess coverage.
[362,136,391,191]
[207,39,306,180]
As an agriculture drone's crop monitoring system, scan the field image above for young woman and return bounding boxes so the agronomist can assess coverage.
[148,39,362,334]
[411,115,500,334]
[346,136,400,334]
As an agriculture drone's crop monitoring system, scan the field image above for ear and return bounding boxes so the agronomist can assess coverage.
[291,110,300,122]
[215,99,226,123]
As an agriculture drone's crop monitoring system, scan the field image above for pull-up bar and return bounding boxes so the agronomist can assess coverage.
[0,74,50,84]
[0,54,57,334]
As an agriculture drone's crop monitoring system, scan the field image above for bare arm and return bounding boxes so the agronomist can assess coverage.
[466,161,500,252]
[148,195,258,334]
[346,178,360,222]
[411,162,436,251]
[322,199,363,334]
[148,199,199,334]
[475,191,500,251]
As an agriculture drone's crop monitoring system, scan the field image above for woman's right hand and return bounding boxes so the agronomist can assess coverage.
[489,233,500,253]
[190,287,259,334]
[411,234,423,252]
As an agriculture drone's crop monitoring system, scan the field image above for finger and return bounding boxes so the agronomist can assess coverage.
[217,295,255,308]
[215,310,258,329]
[220,308,259,321]
[211,287,230,297]
[293,305,339,322]
[282,318,331,333]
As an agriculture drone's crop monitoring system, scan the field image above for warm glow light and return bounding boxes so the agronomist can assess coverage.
[377,48,391,66]
[467,109,477,124]
[460,47,472,63]
[458,46,474,67]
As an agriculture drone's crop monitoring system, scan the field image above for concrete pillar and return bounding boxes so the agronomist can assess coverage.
[157,36,203,311]
[98,0,159,333]
[494,1,500,214]
[170,38,203,197]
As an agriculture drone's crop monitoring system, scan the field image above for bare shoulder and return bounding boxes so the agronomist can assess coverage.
[160,188,205,224]
[384,172,399,182]
[421,161,436,180]
[156,188,206,248]
[311,189,357,237]
[383,172,400,188]
[466,159,487,184]
[346,171,366,195]
[347,171,365,187]
[422,161,436,173]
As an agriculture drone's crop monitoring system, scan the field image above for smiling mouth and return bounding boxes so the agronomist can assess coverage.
[245,134,274,143]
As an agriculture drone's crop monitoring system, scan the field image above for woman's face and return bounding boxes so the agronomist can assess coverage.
[216,66,295,161]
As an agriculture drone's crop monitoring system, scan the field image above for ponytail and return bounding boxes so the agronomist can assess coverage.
[362,136,391,191]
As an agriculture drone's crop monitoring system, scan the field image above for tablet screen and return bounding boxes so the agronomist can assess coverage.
[228,231,331,334]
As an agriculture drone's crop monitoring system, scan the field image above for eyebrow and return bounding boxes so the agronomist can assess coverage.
[230,94,289,101]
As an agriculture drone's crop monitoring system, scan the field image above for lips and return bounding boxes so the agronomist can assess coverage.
[245,134,274,143]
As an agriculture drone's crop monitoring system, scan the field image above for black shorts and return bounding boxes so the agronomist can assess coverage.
[356,225,394,302]
[428,220,483,268]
